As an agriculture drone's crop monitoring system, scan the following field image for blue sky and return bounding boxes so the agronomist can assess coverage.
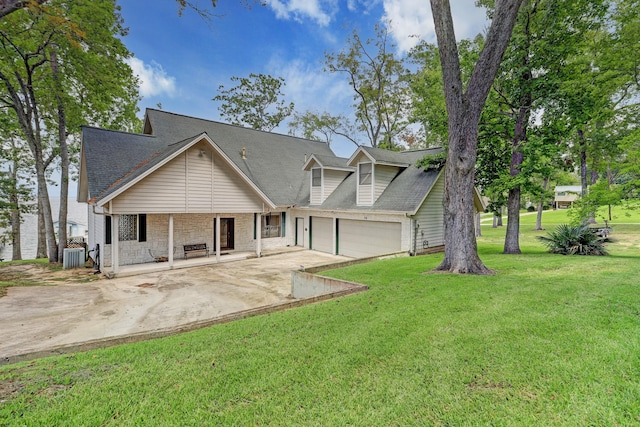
[118,0,489,158]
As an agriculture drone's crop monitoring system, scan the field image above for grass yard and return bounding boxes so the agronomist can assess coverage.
[1,209,639,425]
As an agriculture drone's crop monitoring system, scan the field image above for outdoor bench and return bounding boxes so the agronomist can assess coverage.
[183,243,209,259]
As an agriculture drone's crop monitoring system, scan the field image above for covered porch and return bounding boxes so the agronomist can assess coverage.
[107,246,304,278]
[105,212,269,277]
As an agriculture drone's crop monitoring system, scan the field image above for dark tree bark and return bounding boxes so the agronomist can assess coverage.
[50,48,69,263]
[8,164,22,260]
[430,0,523,273]
[503,103,530,254]
[0,0,47,19]
[36,198,47,258]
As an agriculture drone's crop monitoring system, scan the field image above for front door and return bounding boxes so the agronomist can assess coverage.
[214,218,234,251]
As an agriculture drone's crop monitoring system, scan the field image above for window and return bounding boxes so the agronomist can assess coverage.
[359,162,372,185]
[119,214,138,241]
[312,168,321,187]
[261,213,285,238]
[105,214,146,243]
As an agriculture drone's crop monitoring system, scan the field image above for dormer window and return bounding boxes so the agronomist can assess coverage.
[312,168,321,187]
[359,163,372,185]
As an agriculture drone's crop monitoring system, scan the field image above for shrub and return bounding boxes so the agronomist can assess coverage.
[537,223,609,256]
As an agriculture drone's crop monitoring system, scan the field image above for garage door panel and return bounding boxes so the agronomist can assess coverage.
[339,220,401,258]
[311,217,333,253]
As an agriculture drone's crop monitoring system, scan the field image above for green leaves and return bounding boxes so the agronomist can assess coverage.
[537,223,609,256]
[324,23,410,149]
[213,73,294,131]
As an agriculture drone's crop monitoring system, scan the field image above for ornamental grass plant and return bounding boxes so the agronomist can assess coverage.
[537,222,609,255]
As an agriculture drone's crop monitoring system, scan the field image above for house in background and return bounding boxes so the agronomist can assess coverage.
[554,185,582,209]
[0,198,87,261]
[78,109,484,276]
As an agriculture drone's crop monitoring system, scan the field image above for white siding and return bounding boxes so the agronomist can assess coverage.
[374,165,398,202]
[112,152,188,213]
[311,216,333,253]
[110,144,263,214]
[310,168,322,205]
[413,173,445,249]
[88,208,105,266]
[338,219,401,258]
[323,169,349,202]
[358,184,373,205]
[187,144,213,212]
[212,154,263,213]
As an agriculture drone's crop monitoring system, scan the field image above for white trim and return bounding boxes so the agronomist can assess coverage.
[347,147,375,167]
[302,153,354,172]
[95,133,277,210]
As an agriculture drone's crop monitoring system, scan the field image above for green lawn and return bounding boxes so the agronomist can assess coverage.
[1,210,639,426]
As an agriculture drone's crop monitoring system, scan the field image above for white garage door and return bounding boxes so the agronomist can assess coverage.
[338,220,402,258]
[311,217,333,253]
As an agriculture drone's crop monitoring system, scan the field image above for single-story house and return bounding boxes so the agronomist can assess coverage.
[78,109,484,275]
[554,185,582,209]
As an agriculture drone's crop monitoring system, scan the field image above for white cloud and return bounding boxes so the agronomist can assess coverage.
[382,0,489,53]
[266,57,358,156]
[126,57,177,98]
[267,57,351,116]
[266,0,336,26]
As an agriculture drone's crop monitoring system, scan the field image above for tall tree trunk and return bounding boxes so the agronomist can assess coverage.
[431,0,522,274]
[9,164,21,261]
[51,49,69,263]
[578,128,588,196]
[535,176,548,230]
[497,207,503,226]
[36,198,47,258]
[35,156,57,262]
[504,104,529,254]
[1,59,57,261]
[577,128,595,223]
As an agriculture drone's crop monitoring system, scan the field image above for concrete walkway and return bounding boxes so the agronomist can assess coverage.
[0,250,348,364]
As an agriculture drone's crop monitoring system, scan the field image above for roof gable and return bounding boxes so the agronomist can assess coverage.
[93,133,275,209]
[82,109,337,207]
[144,109,334,206]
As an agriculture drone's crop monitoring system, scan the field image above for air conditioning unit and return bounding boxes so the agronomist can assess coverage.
[63,247,85,269]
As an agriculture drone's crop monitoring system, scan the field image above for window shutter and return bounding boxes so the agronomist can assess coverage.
[138,214,147,242]
[253,213,257,240]
[105,216,112,245]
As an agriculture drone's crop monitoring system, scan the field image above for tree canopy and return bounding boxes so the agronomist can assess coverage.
[213,73,294,132]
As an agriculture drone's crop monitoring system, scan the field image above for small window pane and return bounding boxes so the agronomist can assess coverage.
[261,213,282,238]
[359,163,372,185]
[119,214,138,241]
[312,168,321,187]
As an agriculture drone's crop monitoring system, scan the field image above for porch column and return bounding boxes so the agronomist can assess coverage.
[112,214,119,275]
[215,214,221,262]
[256,213,262,257]
[168,214,174,267]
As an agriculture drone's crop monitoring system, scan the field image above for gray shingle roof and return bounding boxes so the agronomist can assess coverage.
[81,109,444,214]
[350,146,412,166]
[83,109,334,206]
[317,148,443,213]
[308,154,353,170]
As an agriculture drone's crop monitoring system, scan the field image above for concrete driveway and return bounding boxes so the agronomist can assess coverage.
[0,250,347,363]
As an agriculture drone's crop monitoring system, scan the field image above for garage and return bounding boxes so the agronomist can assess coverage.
[310,216,333,254]
[337,219,402,258]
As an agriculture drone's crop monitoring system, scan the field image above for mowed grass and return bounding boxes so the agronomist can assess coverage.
[1,209,639,426]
